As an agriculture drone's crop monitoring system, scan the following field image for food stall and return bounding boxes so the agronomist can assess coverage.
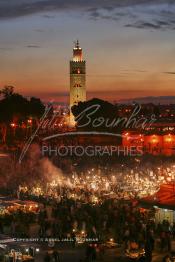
[140,184,175,225]
[0,198,40,215]
[5,250,34,262]
[0,240,40,262]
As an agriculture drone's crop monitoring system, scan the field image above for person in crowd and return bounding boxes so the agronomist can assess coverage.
[52,249,61,262]
[44,252,51,262]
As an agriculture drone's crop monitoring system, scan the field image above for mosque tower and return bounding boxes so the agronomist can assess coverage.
[70,40,86,125]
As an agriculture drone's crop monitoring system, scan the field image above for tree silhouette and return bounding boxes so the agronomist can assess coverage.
[0,85,14,98]
[71,98,119,132]
[0,86,45,143]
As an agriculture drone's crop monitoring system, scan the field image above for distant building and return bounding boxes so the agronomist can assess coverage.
[69,40,86,125]
[122,129,175,156]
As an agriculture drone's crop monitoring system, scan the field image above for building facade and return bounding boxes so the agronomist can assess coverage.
[122,129,175,156]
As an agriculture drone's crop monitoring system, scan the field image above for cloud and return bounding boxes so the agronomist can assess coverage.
[89,3,175,31]
[0,47,13,51]
[0,0,175,31]
[87,70,147,78]
[125,21,163,29]
[86,1,175,31]
[34,29,45,32]
[26,44,41,48]
[164,71,175,75]
[125,18,175,30]
[42,14,55,19]
[0,1,173,19]
[0,0,65,19]
[45,91,69,97]
[121,69,147,73]
[88,74,125,78]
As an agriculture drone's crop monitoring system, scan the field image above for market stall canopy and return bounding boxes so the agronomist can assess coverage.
[140,184,175,210]
[0,198,41,213]
[0,153,9,158]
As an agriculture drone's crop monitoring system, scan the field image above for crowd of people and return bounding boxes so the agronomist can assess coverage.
[1,161,175,261]
[18,162,175,205]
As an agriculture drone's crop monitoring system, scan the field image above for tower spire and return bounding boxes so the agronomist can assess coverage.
[75,39,79,49]
[74,39,80,49]
[73,39,83,61]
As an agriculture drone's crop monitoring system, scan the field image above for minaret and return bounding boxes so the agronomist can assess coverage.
[70,40,86,125]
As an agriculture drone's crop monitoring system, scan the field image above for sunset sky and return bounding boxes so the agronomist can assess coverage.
[0,0,175,104]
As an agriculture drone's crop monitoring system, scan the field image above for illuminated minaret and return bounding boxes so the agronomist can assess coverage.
[70,40,86,125]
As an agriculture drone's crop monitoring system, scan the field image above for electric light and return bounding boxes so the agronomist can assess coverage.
[27,119,32,124]
[10,123,16,128]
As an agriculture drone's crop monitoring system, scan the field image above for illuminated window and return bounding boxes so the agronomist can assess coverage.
[74,84,82,87]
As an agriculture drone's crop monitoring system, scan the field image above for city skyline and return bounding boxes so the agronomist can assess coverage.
[0,0,175,103]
